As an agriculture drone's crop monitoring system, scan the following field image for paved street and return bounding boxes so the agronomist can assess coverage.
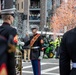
[22,59,59,75]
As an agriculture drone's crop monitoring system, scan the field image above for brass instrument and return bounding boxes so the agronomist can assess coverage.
[15,49,22,75]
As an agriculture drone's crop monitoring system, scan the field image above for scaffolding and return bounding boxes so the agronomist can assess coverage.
[13,11,24,38]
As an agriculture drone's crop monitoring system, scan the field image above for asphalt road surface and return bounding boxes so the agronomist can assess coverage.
[22,58,59,75]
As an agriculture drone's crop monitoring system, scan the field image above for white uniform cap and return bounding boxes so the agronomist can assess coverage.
[31,25,39,30]
[1,8,16,15]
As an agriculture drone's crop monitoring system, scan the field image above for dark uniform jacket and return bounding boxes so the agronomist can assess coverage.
[60,27,76,75]
[24,33,43,60]
[0,22,17,75]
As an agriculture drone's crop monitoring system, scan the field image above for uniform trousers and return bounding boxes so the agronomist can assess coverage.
[31,59,41,75]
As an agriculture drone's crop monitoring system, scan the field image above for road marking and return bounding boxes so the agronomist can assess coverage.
[22,60,59,75]
[42,66,59,73]
[42,72,59,75]
[22,66,59,74]
[42,62,59,65]
[22,61,59,65]
[22,65,32,69]
[22,63,46,69]
[22,71,59,75]
[22,71,33,73]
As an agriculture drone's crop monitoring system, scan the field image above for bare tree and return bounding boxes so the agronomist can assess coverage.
[51,0,76,33]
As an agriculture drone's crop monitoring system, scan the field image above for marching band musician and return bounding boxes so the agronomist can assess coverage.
[24,25,44,75]
[0,8,18,75]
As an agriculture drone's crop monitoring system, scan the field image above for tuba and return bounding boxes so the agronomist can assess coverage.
[15,48,22,75]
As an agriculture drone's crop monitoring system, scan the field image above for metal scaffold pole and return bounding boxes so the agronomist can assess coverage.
[13,11,24,38]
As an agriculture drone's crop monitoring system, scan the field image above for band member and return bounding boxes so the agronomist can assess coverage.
[60,27,76,75]
[0,8,18,75]
[24,25,44,75]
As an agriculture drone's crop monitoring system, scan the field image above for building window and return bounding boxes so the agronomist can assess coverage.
[21,2,23,9]
[30,0,40,8]
[18,3,19,10]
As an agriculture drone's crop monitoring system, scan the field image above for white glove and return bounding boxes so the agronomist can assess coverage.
[20,42,25,46]
[38,51,44,60]
[18,41,25,46]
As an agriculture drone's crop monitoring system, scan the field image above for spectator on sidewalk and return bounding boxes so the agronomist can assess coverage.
[23,33,30,62]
